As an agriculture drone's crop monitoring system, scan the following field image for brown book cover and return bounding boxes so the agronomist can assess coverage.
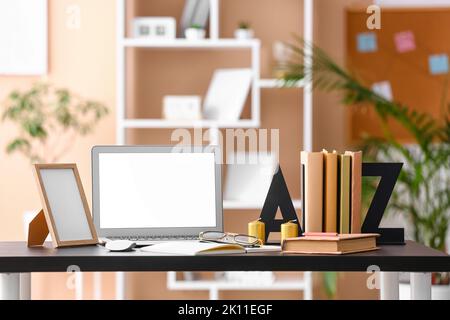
[345,151,362,233]
[282,233,379,255]
[300,151,323,232]
[323,150,338,232]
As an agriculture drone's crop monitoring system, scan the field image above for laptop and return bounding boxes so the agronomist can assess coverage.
[92,145,223,246]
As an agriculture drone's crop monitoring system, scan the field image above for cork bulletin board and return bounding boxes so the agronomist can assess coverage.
[346,8,450,143]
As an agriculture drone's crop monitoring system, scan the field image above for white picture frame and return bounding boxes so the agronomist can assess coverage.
[33,164,98,248]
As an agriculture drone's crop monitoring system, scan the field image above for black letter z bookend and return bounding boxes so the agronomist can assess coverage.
[362,162,405,245]
[259,166,302,243]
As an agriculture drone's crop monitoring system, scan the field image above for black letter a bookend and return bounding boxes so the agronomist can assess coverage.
[259,166,302,243]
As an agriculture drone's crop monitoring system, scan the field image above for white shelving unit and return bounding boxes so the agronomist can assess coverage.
[114,0,314,300]
[167,272,312,300]
[258,78,306,89]
[122,118,259,129]
[122,38,260,49]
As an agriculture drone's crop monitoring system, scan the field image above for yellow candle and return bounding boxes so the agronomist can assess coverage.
[248,219,265,245]
[281,220,299,242]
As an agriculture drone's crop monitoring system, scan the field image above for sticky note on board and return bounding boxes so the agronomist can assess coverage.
[394,31,416,53]
[429,54,449,75]
[357,32,377,53]
[372,81,393,101]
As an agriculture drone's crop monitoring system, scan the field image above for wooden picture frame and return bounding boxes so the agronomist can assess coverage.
[33,163,98,248]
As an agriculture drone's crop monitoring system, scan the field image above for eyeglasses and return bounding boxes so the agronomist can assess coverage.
[199,231,261,247]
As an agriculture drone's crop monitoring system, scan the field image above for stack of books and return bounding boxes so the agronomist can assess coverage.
[300,150,362,234]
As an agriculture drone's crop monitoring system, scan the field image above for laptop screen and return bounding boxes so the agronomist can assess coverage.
[97,152,217,229]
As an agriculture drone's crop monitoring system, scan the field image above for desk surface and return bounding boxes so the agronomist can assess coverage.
[0,241,448,273]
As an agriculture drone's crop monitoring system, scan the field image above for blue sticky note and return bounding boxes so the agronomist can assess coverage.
[357,32,377,53]
[429,54,449,75]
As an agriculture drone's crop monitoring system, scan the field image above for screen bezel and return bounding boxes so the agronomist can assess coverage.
[92,145,223,237]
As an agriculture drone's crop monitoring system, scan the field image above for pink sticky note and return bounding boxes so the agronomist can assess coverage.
[394,31,416,53]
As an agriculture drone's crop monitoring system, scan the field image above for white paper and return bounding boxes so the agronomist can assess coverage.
[0,0,47,75]
[372,81,393,101]
[203,69,252,121]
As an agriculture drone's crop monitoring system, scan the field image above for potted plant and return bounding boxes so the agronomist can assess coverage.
[2,82,109,238]
[184,23,205,40]
[2,82,108,163]
[234,21,254,40]
[281,37,450,299]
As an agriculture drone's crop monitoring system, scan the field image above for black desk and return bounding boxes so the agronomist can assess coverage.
[0,241,448,300]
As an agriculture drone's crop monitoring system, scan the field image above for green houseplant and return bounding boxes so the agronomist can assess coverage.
[281,37,450,295]
[238,21,251,30]
[2,82,108,163]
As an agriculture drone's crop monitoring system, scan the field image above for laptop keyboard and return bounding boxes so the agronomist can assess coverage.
[108,235,199,241]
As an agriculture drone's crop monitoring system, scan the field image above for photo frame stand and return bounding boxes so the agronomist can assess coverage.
[27,209,49,247]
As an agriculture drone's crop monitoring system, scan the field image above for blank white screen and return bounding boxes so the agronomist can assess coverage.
[99,153,217,228]
[40,169,93,241]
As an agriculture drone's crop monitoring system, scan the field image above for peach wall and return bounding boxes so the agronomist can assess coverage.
[0,0,377,300]
[0,0,116,299]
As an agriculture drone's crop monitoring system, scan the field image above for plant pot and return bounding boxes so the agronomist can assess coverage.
[234,28,254,40]
[185,28,205,40]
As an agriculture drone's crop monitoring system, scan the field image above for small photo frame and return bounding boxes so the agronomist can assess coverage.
[33,164,98,248]
[132,17,176,39]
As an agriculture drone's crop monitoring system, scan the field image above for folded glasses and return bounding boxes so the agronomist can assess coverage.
[199,231,261,247]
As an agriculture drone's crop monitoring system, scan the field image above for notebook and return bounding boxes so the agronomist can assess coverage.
[282,233,379,255]
[140,241,281,255]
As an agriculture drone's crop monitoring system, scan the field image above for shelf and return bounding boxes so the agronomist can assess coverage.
[121,38,260,50]
[168,279,307,291]
[223,199,302,210]
[121,119,259,129]
[258,78,305,89]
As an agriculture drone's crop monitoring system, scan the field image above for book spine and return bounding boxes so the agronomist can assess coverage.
[301,151,323,232]
[349,151,362,233]
[323,151,338,232]
[339,155,351,234]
